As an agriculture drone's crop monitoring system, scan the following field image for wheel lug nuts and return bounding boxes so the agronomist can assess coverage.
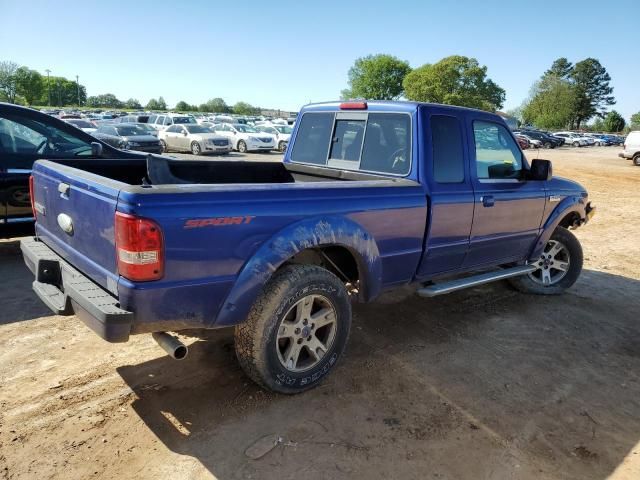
[295,328,300,334]
[303,319,308,325]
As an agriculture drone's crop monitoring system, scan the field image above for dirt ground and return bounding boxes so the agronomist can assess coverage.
[1,147,639,480]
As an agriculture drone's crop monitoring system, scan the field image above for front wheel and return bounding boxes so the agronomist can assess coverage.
[509,227,583,295]
[159,139,167,153]
[237,140,247,153]
[573,141,580,147]
[191,141,201,155]
[278,140,287,152]
[235,265,352,394]
[633,153,640,166]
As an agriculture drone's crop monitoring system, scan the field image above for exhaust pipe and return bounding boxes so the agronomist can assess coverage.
[152,332,188,360]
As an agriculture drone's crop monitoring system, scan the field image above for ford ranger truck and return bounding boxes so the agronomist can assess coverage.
[21,101,595,394]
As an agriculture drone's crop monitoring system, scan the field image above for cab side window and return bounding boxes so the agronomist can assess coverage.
[431,115,464,183]
[473,121,522,180]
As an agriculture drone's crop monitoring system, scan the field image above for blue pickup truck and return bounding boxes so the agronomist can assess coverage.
[21,100,595,393]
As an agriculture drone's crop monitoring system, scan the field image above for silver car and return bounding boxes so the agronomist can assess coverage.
[159,124,231,155]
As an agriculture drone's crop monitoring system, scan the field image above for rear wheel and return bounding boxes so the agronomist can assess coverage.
[633,153,640,166]
[509,227,583,295]
[235,265,352,394]
[237,140,247,153]
[573,141,580,147]
[543,141,551,149]
[191,141,201,155]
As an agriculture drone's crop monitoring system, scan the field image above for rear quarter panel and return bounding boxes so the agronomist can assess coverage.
[117,180,426,330]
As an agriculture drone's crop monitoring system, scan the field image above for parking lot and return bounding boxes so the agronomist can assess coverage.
[1,146,639,480]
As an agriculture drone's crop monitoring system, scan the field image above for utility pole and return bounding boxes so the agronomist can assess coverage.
[45,69,51,106]
[76,75,80,106]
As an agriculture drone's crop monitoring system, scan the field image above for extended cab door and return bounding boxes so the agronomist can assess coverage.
[464,118,546,268]
[417,107,474,278]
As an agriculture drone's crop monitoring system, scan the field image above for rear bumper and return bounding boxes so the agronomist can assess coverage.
[20,236,133,343]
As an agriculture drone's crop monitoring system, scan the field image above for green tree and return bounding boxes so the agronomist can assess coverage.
[14,67,43,105]
[43,76,86,106]
[175,100,192,111]
[233,101,258,115]
[544,57,573,78]
[341,54,411,100]
[570,58,615,128]
[602,110,625,132]
[200,97,230,113]
[86,93,122,108]
[124,98,142,109]
[146,97,166,110]
[589,118,605,132]
[630,111,640,129]
[522,75,578,129]
[403,55,505,111]
[0,60,19,103]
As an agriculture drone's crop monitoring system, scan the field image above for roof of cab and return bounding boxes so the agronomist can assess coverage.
[301,100,498,116]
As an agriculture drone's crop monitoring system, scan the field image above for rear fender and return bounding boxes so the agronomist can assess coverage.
[214,216,381,327]
[530,195,586,260]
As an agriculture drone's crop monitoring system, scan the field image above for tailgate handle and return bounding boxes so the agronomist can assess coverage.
[58,182,70,196]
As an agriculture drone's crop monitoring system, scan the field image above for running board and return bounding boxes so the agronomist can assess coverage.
[417,265,537,298]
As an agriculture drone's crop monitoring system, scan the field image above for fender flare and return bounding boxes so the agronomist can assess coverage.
[213,215,382,327]
[530,195,586,260]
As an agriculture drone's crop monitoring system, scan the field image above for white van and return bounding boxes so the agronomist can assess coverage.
[620,131,640,165]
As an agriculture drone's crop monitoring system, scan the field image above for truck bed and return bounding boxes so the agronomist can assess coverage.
[50,156,401,186]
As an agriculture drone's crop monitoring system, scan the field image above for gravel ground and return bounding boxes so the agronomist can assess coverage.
[1,146,639,480]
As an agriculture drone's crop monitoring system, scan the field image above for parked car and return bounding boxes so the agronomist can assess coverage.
[92,124,162,153]
[255,124,293,152]
[21,100,595,393]
[212,123,276,152]
[0,102,142,237]
[115,114,151,124]
[554,132,588,147]
[584,134,613,146]
[147,114,197,132]
[514,134,530,150]
[158,124,231,155]
[517,130,561,148]
[128,122,159,137]
[517,134,542,148]
[64,119,97,134]
[619,130,640,166]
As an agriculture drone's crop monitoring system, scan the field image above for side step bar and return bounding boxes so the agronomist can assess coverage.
[417,265,537,298]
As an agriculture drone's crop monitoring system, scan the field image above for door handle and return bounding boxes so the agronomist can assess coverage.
[481,195,494,207]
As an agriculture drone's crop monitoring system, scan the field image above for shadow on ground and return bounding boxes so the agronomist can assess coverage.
[117,269,640,479]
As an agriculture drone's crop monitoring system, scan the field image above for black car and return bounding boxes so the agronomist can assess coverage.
[0,102,143,237]
[92,124,162,154]
[518,130,563,148]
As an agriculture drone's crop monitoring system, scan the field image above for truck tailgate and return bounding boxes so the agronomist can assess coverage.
[32,161,121,294]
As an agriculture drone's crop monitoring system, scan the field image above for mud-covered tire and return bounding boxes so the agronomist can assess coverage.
[235,264,351,394]
[509,227,583,295]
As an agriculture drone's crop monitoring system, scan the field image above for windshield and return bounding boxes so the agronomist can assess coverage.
[184,125,210,134]
[235,124,258,133]
[173,116,197,124]
[275,126,292,134]
[115,125,148,136]
[68,120,94,128]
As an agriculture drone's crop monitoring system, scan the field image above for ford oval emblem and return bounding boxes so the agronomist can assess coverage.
[57,213,74,235]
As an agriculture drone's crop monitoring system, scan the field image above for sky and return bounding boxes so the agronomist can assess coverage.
[1,0,638,121]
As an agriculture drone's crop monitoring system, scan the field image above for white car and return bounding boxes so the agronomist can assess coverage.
[64,119,97,134]
[212,123,276,152]
[255,124,293,152]
[619,130,640,165]
[147,113,197,132]
[555,132,588,147]
[518,134,543,148]
[158,124,232,155]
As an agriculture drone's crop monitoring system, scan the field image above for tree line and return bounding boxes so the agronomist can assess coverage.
[342,54,639,132]
[0,60,86,106]
[0,60,262,114]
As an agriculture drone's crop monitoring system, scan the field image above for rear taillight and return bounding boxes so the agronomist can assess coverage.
[29,175,37,220]
[115,212,164,281]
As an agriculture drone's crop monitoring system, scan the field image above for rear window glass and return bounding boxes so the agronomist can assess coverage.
[291,112,410,175]
[431,115,464,183]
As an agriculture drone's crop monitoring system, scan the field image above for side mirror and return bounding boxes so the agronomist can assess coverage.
[91,142,103,157]
[529,158,552,181]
